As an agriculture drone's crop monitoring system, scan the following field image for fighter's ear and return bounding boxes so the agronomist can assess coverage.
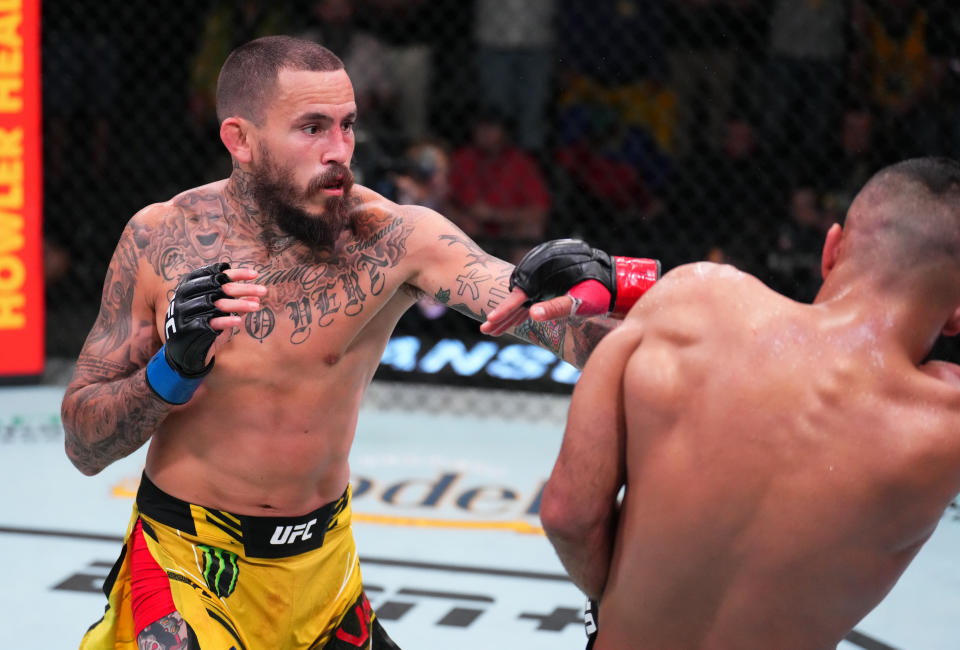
[942,306,960,336]
[821,223,843,280]
[220,117,253,164]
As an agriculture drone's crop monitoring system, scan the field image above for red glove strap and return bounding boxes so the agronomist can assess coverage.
[612,257,660,315]
[567,279,613,316]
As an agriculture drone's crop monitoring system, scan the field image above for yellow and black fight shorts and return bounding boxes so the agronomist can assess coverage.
[80,473,399,649]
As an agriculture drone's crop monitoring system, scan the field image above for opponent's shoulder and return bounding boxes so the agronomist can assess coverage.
[660,261,762,293]
[920,360,960,385]
[629,262,767,319]
[896,360,960,487]
[916,361,960,431]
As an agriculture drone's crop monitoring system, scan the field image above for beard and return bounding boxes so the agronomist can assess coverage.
[249,147,356,250]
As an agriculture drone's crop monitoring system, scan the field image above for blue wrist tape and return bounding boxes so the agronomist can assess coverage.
[145,345,205,405]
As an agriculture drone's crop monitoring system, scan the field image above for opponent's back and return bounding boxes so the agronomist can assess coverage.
[598,262,960,650]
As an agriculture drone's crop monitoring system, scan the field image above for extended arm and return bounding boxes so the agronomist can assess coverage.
[61,220,261,475]
[481,238,660,335]
[539,324,644,599]
[407,213,620,368]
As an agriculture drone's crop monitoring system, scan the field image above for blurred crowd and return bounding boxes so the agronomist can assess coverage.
[40,0,960,350]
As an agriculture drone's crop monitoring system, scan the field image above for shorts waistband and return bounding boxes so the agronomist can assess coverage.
[136,473,350,559]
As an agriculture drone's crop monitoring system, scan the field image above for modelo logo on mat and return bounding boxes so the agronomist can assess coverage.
[351,471,547,520]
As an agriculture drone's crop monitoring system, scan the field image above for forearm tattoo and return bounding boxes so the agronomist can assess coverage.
[64,224,168,474]
[567,317,618,368]
[63,366,171,475]
[434,234,512,322]
[431,232,615,364]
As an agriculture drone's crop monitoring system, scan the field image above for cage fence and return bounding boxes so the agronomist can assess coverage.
[40,0,960,400]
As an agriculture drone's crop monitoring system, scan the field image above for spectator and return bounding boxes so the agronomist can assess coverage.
[665,0,767,158]
[671,112,785,276]
[821,103,889,219]
[381,139,454,325]
[300,0,396,183]
[188,0,289,179]
[762,0,851,178]
[926,0,960,159]
[448,106,552,264]
[473,0,557,152]
[850,0,948,158]
[356,0,437,144]
[553,104,670,261]
[767,183,833,302]
[553,0,676,257]
[386,139,452,213]
[556,0,676,158]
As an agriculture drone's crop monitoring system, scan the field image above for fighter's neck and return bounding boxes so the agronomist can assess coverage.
[814,277,950,363]
[223,168,265,227]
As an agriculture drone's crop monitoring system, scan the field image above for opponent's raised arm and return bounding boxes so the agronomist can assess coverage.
[406,211,623,368]
[61,218,263,475]
[539,323,644,599]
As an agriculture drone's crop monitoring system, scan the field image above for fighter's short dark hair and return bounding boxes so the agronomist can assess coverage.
[216,35,344,125]
[851,157,960,271]
[875,157,960,197]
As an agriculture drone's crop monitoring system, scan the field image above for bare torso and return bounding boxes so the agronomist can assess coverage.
[598,263,960,649]
[125,182,447,515]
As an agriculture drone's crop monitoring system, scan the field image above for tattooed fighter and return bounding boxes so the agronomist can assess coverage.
[62,36,659,650]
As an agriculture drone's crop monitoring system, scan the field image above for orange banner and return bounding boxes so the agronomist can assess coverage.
[0,0,43,378]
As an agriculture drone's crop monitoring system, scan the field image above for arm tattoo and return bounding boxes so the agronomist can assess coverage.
[63,224,170,475]
[511,317,614,367]
[515,319,564,356]
[84,231,140,356]
[63,366,171,475]
[137,611,193,649]
[435,232,616,366]
[568,318,618,368]
[439,234,498,268]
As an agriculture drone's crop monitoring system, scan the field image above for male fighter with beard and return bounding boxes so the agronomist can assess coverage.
[63,36,660,649]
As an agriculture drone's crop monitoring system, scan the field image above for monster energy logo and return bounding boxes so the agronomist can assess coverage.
[198,545,239,598]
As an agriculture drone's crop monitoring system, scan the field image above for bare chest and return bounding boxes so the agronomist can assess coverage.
[236,257,401,345]
[153,255,414,360]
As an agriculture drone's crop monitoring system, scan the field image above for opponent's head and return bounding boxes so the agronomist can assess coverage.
[217,35,357,249]
[821,157,960,329]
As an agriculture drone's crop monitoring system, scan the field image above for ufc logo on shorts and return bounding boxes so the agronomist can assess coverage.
[270,519,317,545]
[584,610,597,635]
[584,599,598,636]
[164,300,177,339]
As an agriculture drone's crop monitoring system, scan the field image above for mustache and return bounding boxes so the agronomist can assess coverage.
[306,163,354,197]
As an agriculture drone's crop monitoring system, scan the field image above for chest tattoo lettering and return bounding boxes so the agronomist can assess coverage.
[140,192,413,345]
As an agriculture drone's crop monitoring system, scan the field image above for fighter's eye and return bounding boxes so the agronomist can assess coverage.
[342,121,355,133]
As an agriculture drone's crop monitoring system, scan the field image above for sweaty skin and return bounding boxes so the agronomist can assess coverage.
[61,67,610,516]
[542,261,960,650]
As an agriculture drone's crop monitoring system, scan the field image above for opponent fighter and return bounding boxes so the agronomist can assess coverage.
[61,36,659,649]
[527,157,960,649]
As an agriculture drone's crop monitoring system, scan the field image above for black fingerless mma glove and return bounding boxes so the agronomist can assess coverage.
[145,263,230,404]
[510,239,615,305]
[509,239,660,316]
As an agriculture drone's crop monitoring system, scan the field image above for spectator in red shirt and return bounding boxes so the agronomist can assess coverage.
[449,106,552,263]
